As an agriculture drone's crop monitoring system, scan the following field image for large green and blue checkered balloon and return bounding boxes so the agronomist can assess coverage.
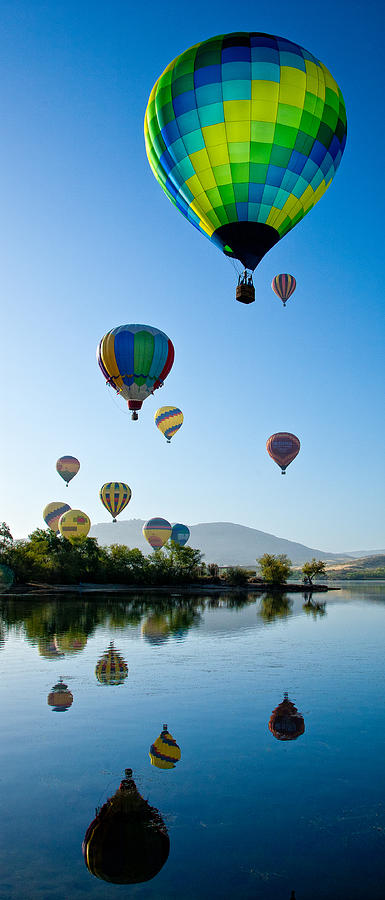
[145,33,347,271]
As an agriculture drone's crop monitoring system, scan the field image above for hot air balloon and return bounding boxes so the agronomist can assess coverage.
[155,407,183,443]
[97,324,174,420]
[266,432,300,474]
[47,678,73,712]
[56,456,80,486]
[100,483,132,522]
[268,693,305,741]
[58,509,91,542]
[95,642,128,685]
[271,273,296,307]
[145,33,347,302]
[149,724,181,770]
[83,768,170,884]
[170,523,190,546]
[143,518,172,549]
[43,502,71,534]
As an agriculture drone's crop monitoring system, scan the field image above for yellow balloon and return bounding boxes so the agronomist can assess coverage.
[58,509,91,543]
[154,406,183,443]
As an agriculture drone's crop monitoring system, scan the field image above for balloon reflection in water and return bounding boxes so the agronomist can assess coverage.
[56,633,87,655]
[38,638,64,659]
[150,725,181,770]
[269,693,305,741]
[83,768,170,884]
[47,678,73,712]
[95,642,128,685]
[142,614,170,645]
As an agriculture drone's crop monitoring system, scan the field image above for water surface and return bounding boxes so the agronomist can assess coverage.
[1,584,384,899]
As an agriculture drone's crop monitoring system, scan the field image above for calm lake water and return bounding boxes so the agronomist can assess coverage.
[1,583,385,899]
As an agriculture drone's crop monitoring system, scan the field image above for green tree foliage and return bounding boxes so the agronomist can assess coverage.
[301,558,327,585]
[0,526,203,586]
[257,553,292,584]
[224,566,249,586]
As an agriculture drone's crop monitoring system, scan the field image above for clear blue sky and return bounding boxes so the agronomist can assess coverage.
[1,0,384,552]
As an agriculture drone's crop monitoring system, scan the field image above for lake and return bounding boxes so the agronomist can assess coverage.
[1,583,384,899]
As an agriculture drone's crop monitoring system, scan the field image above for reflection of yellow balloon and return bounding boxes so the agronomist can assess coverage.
[149,724,181,770]
[58,509,91,542]
[95,642,128,685]
[56,633,87,655]
[47,678,73,712]
[38,637,64,659]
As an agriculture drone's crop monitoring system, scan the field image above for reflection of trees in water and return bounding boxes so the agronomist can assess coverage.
[259,592,293,622]
[83,769,169,884]
[302,593,327,618]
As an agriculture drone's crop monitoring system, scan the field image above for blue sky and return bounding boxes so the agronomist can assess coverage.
[1,0,384,551]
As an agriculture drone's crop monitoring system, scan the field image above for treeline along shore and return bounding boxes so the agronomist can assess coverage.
[0,524,339,592]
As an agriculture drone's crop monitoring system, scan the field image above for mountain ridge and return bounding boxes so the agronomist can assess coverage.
[90,519,375,566]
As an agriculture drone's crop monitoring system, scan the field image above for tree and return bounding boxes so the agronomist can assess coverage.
[0,522,13,547]
[224,566,249,586]
[301,559,326,585]
[257,553,292,584]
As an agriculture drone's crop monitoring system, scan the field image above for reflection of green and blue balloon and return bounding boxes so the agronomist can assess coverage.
[43,501,71,534]
[97,324,174,420]
[145,33,347,278]
[171,524,190,546]
[0,564,14,592]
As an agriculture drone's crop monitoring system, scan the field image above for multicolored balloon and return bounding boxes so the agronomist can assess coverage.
[100,482,132,522]
[271,273,296,307]
[56,456,80,486]
[58,509,91,542]
[143,517,172,549]
[43,501,71,534]
[149,724,181,770]
[269,693,305,741]
[155,406,183,443]
[171,523,190,546]
[97,324,174,420]
[95,642,128,685]
[145,32,347,292]
[266,432,300,474]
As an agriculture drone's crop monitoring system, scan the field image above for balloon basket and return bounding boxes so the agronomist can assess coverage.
[236,282,255,304]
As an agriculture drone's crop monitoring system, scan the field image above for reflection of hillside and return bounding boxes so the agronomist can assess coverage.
[83,768,169,884]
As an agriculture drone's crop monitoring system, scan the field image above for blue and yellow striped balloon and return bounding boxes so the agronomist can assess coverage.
[149,724,181,769]
[155,406,183,443]
[43,502,71,534]
[100,482,132,522]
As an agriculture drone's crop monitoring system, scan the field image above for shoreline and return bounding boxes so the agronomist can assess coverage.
[7,581,340,596]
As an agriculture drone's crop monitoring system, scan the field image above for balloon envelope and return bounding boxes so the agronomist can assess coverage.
[56,456,80,485]
[100,482,132,522]
[171,523,190,546]
[97,324,174,417]
[145,32,347,272]
[143,518,172,549]
[155,406,183,442]
[95,642,128,685]
[43,501,71,533]
[266,432,300,473]
[272,273,296,305]
[58,509,91,542]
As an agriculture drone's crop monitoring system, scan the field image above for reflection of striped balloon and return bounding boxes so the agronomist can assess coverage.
[269,694,305,741]
[56,455,80,485]
[271,274,296,307]
[143,518,172,549]
[43,501,71,533]
[150,725,181,769]
[100,482,132,522]
[95,642,128,685]
[155,407,183,443]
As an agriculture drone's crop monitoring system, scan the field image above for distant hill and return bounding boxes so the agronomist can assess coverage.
[325,554,385,575]
[90,519,355,566]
